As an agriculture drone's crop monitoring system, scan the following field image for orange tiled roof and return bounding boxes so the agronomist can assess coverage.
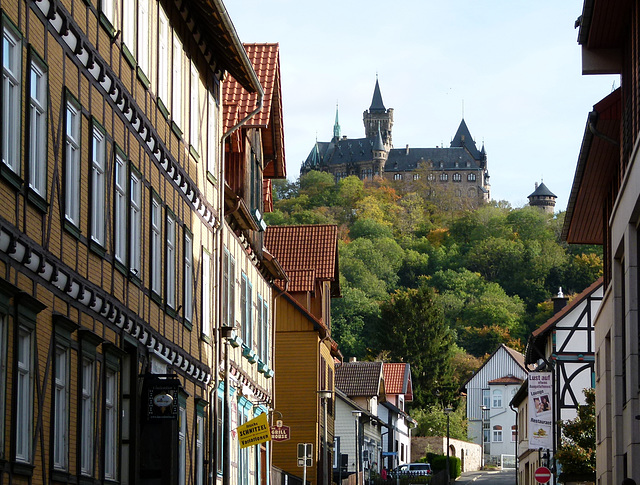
[488,375,524,385]
[383,363,413,401]
[265,225,340,295]
[222,43,286,178]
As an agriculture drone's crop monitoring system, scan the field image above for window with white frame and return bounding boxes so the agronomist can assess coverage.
[64,98,81,226]
[261,298,269,364]
[104,367,118,480]
[137,0,150,75]
[28,55,48,197]
[201,249,211,338]
[241,273,252,347]
[492,389,502,408]
[91,125,107,246]
[172,33,183,128]
[482,389,490,408]
[151,196,162,295]
[81,357,95,475]
[157,6,169,103]
[184,232,193,323]
[16,327,33,463]
[53,345,69,470]
[196,411,204,485]
[492,425,503,442]
[190,62,200,152]
[178,403,186,485]
[166,212,176,309]
[207,93,218,176]
[2,21,22,174]
[223,248,235,328]
[511,425,517,442]
[114,153,127,264]
[130,170,142,276]
[238,408,250,485]
[100,0,119,28]
[121,0,135,54]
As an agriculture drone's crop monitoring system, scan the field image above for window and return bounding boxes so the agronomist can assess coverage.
[427,173,435,181]
[207,93,218,177]
[439,173,448,182]
[259,297,269,364]
[482,389,490,408]
[0,312,6,455]
[223,248,235,327]
[114,153,127,264]
[53,345,69,470]
[393,173,402,180]
[16,327,33,463]
[216,393,223,475]
[121,0,135,54]
[492,389,502,408]
[130,170,142,276]
[100,0,120,29]
[492,425,503,442]
[151,197,162,295]
[202,250,211,338]
[195,403,206,485]
[166,212,176,309]
[257,295,263,359]
[178,403,186,485]
[184,232,193,323]
[2,21,22,174]
[137,0,150,75]
[104,368,118,479]
[511,425,517,442]
[91,125,107,246]
[64,98,81,226]
[413,173,419,180]
[467,173,476,182]
[157,6,169,103]
[238,407,250,485]
[241,273,252,346]
[81,357,95,475]
[190,62,200,151]
[452,173,461,182]
[172,33,183,128]
[28,56,48,197]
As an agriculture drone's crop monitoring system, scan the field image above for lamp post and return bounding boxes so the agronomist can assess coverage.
[444,408,453,483]
[319,391,333,485]
[480,405,488,470]
[352,410,362,485]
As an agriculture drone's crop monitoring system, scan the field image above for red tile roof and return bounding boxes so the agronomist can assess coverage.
[265,225,340,295]
[488,376,524,385]
[222,43,286,178]
[383,363,413,402]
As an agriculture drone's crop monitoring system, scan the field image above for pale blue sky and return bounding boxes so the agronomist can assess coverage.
[224,0,617,212]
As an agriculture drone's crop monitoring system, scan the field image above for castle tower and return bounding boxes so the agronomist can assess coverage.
[372,123,388,175]
[528,181,557,214]
[333,103,341,140]
[363,78,394,147]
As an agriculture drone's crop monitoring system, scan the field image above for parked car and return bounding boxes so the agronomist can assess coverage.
[389,463,432,478]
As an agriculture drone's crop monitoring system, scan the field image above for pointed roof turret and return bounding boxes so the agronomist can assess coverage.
[528,181,557,199]
[451,118,481,159]
[333,103,341,140]
[373,123,385,151]
[369,78,386,113]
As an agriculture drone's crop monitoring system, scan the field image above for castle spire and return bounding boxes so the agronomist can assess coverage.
[333,102,341,139]
[369,78,386,113]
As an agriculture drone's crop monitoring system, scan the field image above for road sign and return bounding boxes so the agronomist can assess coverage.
[297,443,313,467]
[534,466,552,483]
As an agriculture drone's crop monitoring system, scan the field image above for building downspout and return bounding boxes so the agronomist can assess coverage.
[214,64,264,485]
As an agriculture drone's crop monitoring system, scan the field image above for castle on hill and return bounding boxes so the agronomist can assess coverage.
[301,79,491,204]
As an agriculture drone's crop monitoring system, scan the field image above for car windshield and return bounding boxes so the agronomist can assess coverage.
[411,465,429,471]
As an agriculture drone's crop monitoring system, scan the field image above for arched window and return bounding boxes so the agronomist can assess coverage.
[439,173,448,182]
[452,173,461,182]
[393,173,403,181]
[492,389,502,408]
[467,187,477,198]
[493,425,503,442]
[427,173,435,181]
[413,173,420,180]
[467,173,476,182]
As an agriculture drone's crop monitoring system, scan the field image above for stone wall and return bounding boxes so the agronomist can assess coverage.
[411,437,482,472]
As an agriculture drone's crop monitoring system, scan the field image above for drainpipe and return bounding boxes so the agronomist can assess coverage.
[213,44,264,485]
[509,403,518,485]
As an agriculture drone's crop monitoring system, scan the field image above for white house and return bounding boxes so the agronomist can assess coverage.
[463,344,528,466]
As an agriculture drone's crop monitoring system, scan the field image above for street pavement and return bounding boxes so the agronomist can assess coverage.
[455,469,516,485]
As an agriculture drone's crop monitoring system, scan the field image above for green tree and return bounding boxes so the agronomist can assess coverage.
[373,282,457,407]
[555,388,596,482]
[411,405,467,440]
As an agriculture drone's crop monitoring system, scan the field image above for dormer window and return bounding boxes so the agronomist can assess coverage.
[399,395,404,412]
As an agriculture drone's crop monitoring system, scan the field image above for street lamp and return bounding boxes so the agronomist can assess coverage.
[444,408,454,484]
[480,405,488,470]
[318,390,333,485]
[352,410,362,485]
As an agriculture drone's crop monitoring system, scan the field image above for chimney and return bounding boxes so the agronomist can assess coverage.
[349,357,357,363]
[405,144,409,155]
[552,287,569,314]
[535,182,539,190]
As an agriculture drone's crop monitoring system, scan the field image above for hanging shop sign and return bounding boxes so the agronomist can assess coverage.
[270,420,291,442]
[146,375,181,420]
[237,412,272,449]
[528,372,553,450]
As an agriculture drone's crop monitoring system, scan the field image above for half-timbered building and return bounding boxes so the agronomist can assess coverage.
[0,0,264,483]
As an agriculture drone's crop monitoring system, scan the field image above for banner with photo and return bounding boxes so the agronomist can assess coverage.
[528,371,553,450]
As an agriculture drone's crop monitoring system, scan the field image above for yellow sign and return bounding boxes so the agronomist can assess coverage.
[237,413,272,449]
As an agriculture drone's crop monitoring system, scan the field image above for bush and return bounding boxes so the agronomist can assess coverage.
[429,454,461,479]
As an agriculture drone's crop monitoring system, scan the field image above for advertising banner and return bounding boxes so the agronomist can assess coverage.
[237,412,272,449]
[528,372,553,449]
